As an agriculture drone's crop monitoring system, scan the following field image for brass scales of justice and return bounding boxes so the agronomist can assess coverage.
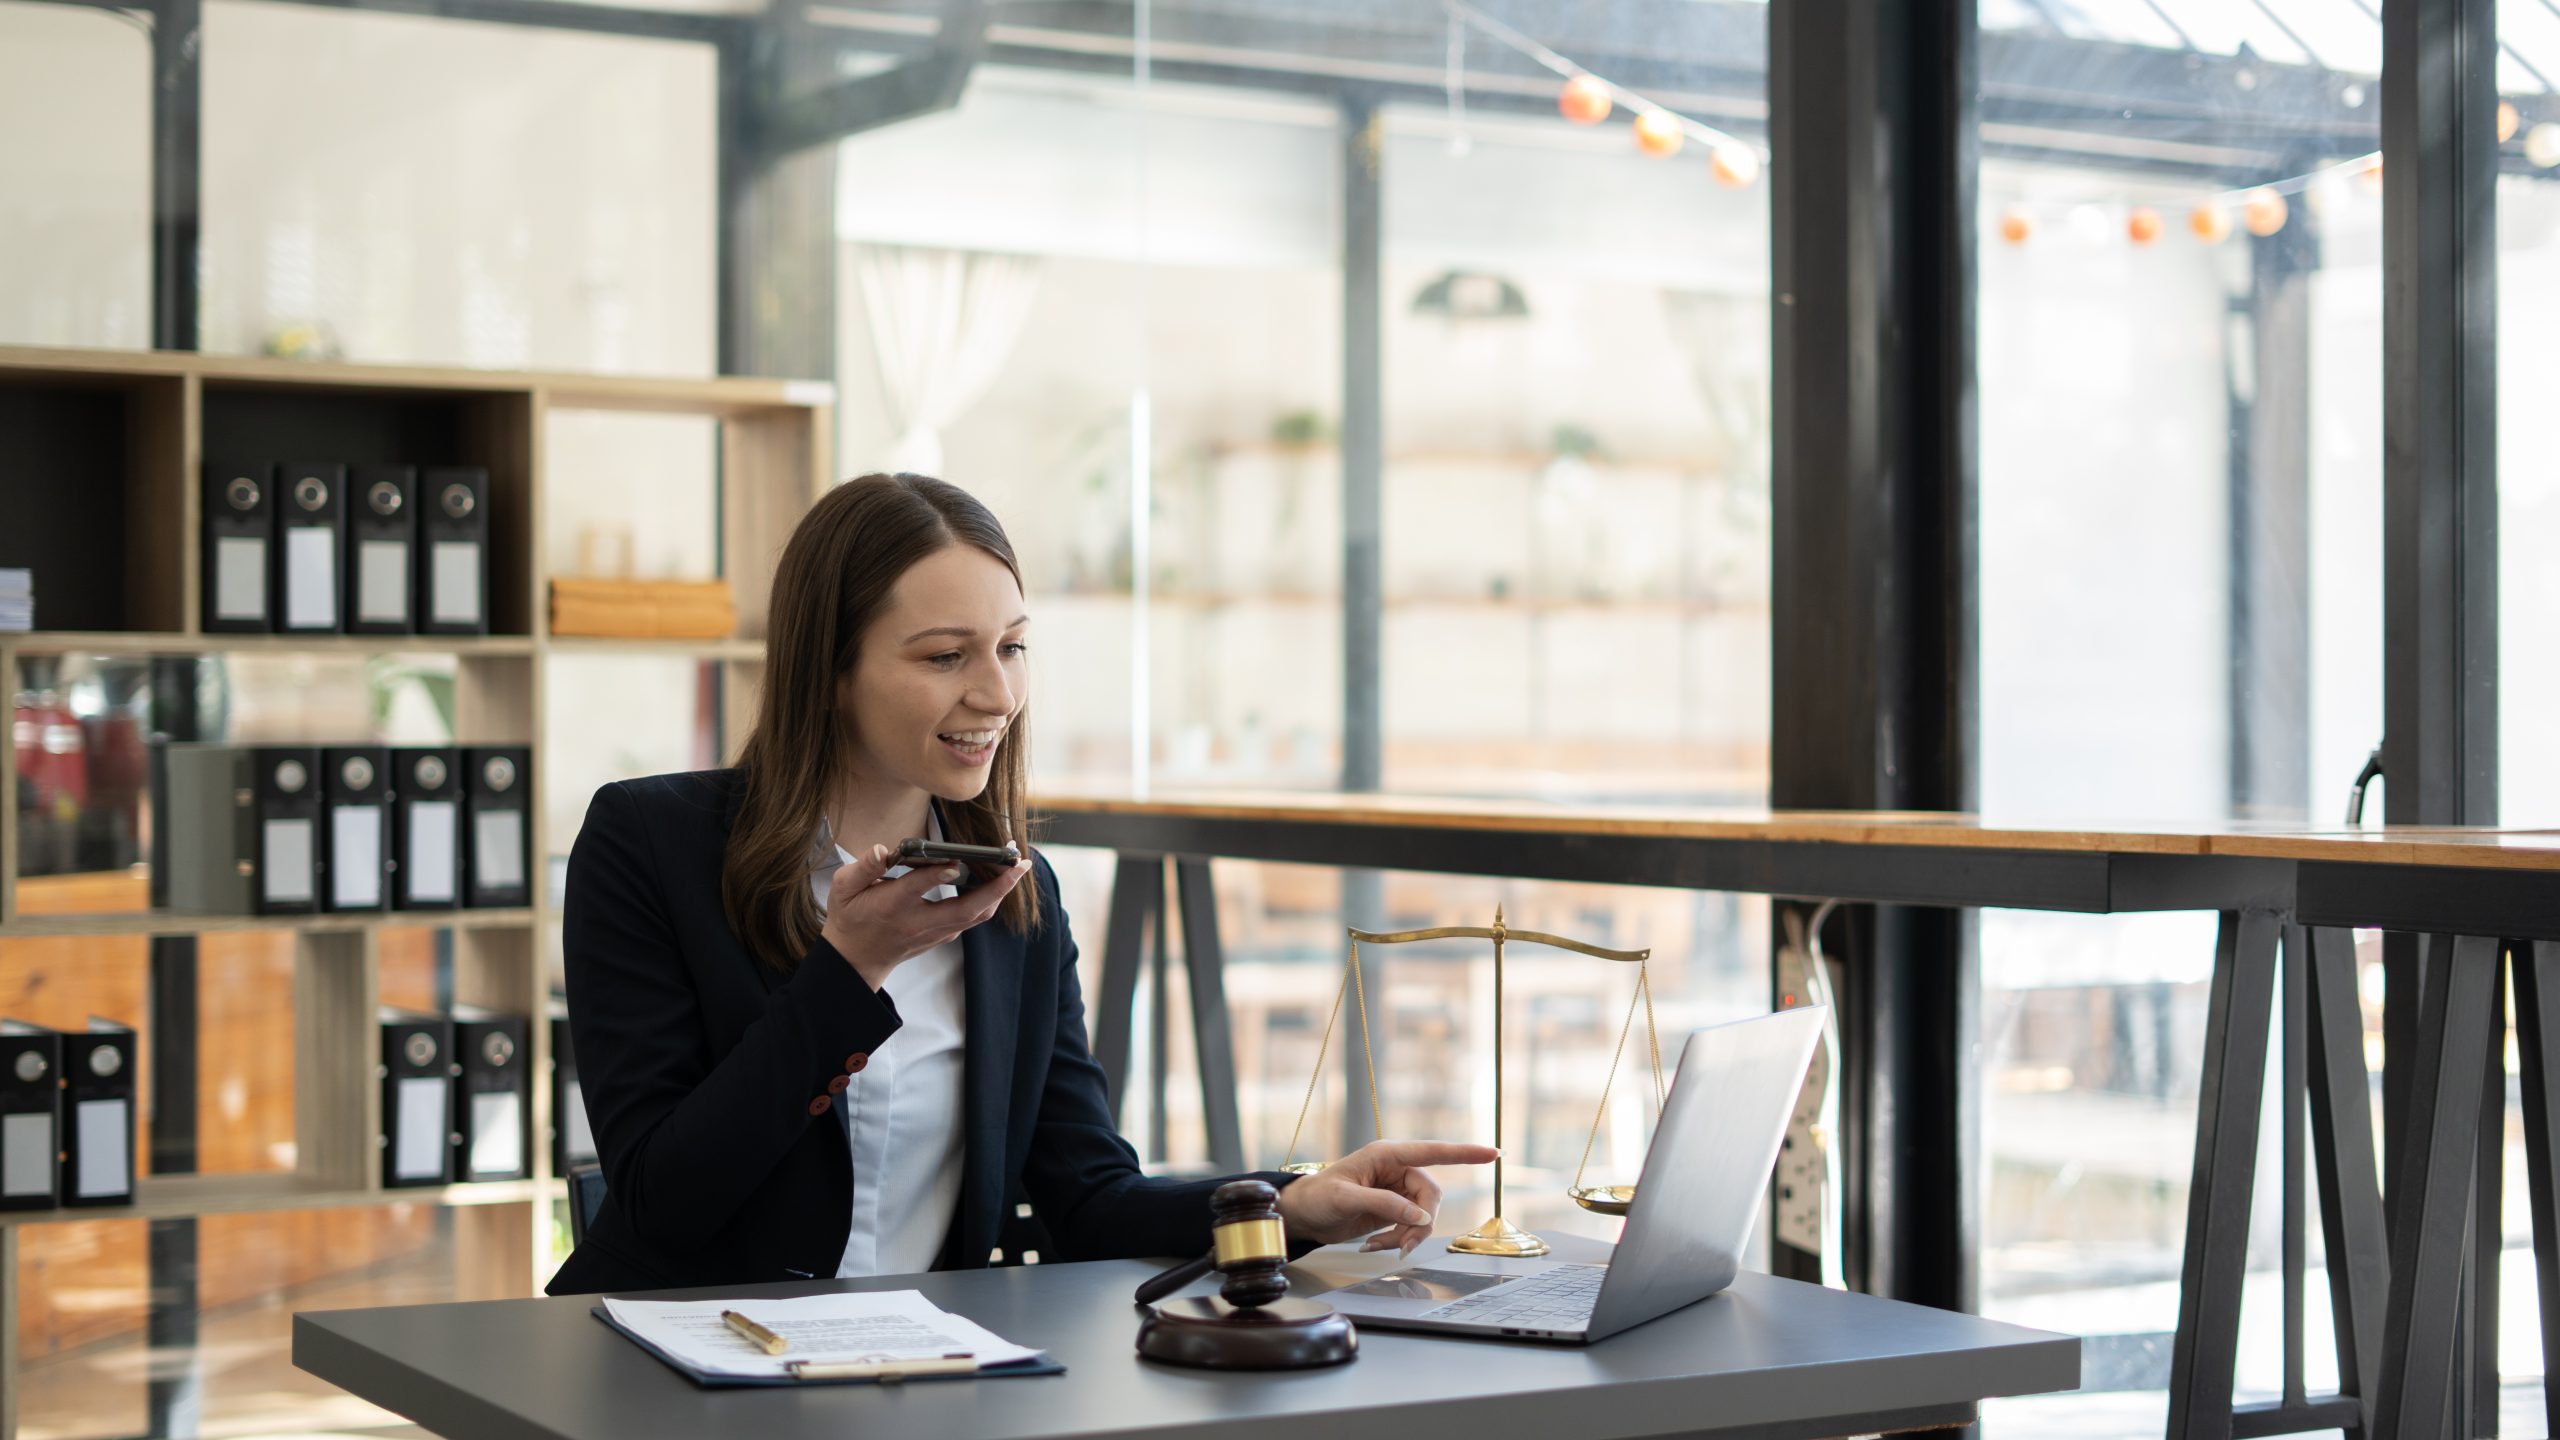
[1277,906,1666,1258]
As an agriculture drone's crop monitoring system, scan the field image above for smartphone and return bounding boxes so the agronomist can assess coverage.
[895,837,1022,881]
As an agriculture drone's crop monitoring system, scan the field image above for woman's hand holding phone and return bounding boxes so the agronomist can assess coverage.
[820,843,1030,991]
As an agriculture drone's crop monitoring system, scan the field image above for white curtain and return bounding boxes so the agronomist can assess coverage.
[854,244,1042,478]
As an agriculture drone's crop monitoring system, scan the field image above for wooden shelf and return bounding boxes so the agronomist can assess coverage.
[0,907,538,940]
[1,630,538,658]
[0,344,832,1427]
[543,635,766,661]
[0,1172,562,1229]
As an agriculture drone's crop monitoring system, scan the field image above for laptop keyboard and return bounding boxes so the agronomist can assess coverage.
[1419,1263,1608,1329]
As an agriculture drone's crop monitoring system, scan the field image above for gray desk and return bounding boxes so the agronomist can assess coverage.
[294,1237,2076,1440]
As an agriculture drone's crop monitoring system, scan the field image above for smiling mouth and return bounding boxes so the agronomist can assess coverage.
[938,725,1005,763]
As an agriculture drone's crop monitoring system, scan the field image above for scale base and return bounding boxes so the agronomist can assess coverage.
[1137,1297,1358,1370]
[1444,1215,1551,1258]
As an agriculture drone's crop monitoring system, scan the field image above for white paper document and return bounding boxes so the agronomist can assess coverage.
[601,1290,1041,1381]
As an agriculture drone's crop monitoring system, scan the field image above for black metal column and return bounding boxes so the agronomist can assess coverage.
[149,0,201,351]
[2229,185,2317,819]
[147,935,200,1437]
[1094,854,1165,1115]
[2372,934,2504,1440]
[2511,940,2560,1440]
[2379,0,2499,1423]
[1767,0,1978,1313]
[717,30,841,382]
[1338,95,1387,1155]
[2165,911,2282,1439]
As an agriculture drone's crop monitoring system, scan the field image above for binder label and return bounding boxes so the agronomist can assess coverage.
[263,818,316,904]
[407,801,458,903]
[432,540,482,625]
[470,1091,522,1177]
[215,536,266,621]
[358,539,409,624]
[75,1099,128,1198]
[332,804,383,908]
[286,527,338,629]
[395,1076,450,1182]
[2,1112,50,1196]
[474,808,525,891]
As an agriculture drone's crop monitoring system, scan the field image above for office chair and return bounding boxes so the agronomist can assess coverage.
[567,1164,608,1248]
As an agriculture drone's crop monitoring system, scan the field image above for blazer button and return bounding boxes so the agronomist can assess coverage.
[808,1095,832,1117]
[827,1074,850,1095]
[844,1052,871,1074]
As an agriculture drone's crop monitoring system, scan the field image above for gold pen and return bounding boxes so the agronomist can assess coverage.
[721,1310,790,1356]
[789,1352,979,1383]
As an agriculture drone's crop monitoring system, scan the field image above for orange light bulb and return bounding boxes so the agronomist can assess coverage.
[1559,74,1612,126]
[2190,204,2232,245]
[1633,110,1684,158]
[2127,206,2163,245]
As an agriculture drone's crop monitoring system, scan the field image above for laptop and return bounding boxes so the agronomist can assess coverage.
[1310,1005,1826,1344]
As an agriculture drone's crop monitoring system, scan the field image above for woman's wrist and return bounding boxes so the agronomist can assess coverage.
[820,924,891,990]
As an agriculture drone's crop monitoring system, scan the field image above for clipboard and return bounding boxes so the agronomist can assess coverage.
[591,1305,1066,1388]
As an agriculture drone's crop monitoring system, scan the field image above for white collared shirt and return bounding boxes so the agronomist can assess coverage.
[811,819,967,1278]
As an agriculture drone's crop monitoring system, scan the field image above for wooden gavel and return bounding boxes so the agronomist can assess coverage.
[1133,1179,1289,1308]
[1132,1178,1356,1369]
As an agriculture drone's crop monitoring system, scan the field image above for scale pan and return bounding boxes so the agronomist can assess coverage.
[1567,1184,1636,1216]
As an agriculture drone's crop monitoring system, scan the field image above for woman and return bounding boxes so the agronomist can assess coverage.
[547,472,1491,1294]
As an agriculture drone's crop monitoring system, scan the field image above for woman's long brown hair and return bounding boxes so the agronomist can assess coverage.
[722,473,1041,970]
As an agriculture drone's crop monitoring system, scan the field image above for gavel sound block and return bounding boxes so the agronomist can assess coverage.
[1134,1179,1357,1370]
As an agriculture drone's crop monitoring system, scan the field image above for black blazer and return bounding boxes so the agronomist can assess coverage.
[546,768,1283,1295]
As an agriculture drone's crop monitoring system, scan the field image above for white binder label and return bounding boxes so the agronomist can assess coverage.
[285,526,337,629]
[262,818,315,904]
[2,1111,51,1196]
[474,808,524,892]
[470,1091,522,1176]
[215,535,266,621]
[406,801,458,903]
[75,1098,128,1198]
[395,1075,449,1182]
[357,539,409,623]
[331,804,383,908]
[431,540,482,625]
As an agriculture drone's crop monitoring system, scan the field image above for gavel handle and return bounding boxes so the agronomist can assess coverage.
[1133,1250,1217,1307]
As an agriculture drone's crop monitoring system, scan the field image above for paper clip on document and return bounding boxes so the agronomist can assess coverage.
[788,1351,981,1383]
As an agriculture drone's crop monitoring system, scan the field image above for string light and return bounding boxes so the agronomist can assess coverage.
[1440,0,1765,177]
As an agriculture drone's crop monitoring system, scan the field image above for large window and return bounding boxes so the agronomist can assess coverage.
[829,8,1771,1221]
[1973,3,2387,1434]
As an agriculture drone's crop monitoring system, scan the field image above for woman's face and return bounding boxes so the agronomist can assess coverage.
[840,543,1029,802]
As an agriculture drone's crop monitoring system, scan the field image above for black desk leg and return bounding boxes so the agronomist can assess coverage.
[2372,933,2503,1440]
[1173,859,1246,1173]
[2167,910,2280,1440]
[2306,926,2390,1421]
[2511,939,2560,1440]
[1094,854,1165,1116]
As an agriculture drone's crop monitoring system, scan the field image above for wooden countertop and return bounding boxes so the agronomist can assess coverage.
[1030,788,2560,871]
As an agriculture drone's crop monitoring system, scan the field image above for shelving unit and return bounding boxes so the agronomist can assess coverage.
[0,343,831,1438]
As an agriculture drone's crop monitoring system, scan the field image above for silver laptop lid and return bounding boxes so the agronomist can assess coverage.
[1585,1005,1826,1341]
